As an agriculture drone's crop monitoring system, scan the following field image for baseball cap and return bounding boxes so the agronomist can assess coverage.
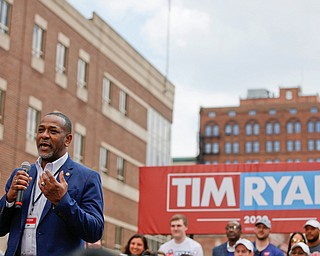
[255,218,271,229]
[235,238,254,252]
[304,219,319,229]
[289,242,310,255]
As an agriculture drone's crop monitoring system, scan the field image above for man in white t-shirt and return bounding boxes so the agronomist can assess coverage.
[158,214,204,256]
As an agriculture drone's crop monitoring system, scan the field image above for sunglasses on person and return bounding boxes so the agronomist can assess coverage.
[291,238,304,243]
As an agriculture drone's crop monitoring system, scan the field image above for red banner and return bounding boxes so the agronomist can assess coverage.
[138,162,320,234]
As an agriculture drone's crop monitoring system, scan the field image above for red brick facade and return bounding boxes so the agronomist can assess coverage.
[198,87,320,164]
[0,0,174,252]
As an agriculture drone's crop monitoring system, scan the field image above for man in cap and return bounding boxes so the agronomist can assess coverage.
[235,238,254,256]
[288,242,310,256]
[212,220,242,256]
[253,218,283,256]
[304,219,320,253]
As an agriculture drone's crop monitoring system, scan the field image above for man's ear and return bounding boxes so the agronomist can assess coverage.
[65,133,72,147]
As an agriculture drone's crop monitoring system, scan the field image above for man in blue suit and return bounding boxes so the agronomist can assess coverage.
[0,112,104,256]
[212,220,242,256]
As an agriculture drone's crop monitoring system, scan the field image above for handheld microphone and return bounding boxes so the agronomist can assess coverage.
[15,161,31,209]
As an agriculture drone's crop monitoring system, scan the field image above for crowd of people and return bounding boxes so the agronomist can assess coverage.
[117,215,320,256]
[0,112,319,256]
[210,218,320,256]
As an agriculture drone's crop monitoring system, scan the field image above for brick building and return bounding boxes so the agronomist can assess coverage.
[0,0,174,252]
[198,87,320,164]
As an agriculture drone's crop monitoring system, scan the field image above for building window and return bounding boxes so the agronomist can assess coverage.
[233,124,239,135]
[213,143,219,154]
[208,111,216,117]
[147,109,171,166]
[225,142,231,154]
[286,120,301,134]
[205,126,211,137]
[274,122,280,134]
[205,124,219,137]
[26,107,40,141]
[102,77,111,103]
[0,0,11,34]
[99,147,108,173]
[248,110,256,116]
[266,123,272,135]
[74,132,84,163]
[77,58,87,89]
[233,142,239,154]
[308,140,314,151]
[269,109,276,115]
[286,140,300,152]
[225,124,232,135]
[274,141,280,152]
[310,107,318,113]
[228,111,236,117]
[246,122,259,135]
[117,157,125,181]
[55,42,67,74]
[213,125,219,136]
[316,140,320,151]
[265,141,280,153]
[266,121,280,135]
[253,141,260,153]
[289,108,297,114]
[205,143,211,154]
[245,124,252,135]
[307,121,314,133]
[0,89,5,124]
[114,226,123,250]
[225,123,239,136]
[286,91,293,100]
[287,140,293,152]
[266,141,272,153]
[119,90,127,114]
[245,142,252,153]
[32,24,45,58]
[316,121,320,132]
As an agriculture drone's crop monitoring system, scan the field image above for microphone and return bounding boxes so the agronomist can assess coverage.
[15,161,31,209]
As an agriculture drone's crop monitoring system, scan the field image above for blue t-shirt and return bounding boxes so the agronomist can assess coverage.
[253,242,283,256]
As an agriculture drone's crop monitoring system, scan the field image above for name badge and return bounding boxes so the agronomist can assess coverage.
[25,217,37,229]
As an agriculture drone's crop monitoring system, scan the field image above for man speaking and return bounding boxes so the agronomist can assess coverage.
[0,112,104,256]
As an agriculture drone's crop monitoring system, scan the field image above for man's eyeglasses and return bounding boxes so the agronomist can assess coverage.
[225,225,239,231]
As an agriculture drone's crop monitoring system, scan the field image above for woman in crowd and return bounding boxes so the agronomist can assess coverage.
[288,242,310,256]
[287,232,307,256]
[123,234,149,256]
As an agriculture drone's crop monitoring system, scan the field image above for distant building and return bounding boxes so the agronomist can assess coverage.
[198,87,320,164]
[172,157,197,165]
[0,0,174,252]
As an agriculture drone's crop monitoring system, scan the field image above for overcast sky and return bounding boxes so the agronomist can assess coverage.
[67,0,320,158]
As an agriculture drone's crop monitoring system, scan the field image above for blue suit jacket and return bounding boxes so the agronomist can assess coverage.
[212,241,229,256]
[0,157,104,256]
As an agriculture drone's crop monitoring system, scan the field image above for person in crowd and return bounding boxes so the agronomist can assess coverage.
[234,238,254,256]
[253,218,283,256]
[212,220,242,256]
[158,214,204,256]
[304,219,320,253]
[288,242,310,256]
[0,112,104,256]
[287,232,307,256]
[123,234,149,256]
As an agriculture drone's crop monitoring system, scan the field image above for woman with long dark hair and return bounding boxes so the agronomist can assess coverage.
[123,234,149,256]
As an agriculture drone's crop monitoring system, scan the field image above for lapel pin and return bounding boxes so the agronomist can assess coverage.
[65,172,70,177]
